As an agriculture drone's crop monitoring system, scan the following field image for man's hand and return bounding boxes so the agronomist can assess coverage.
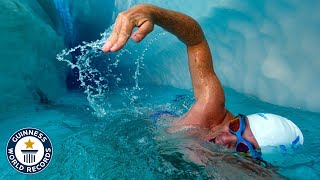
[101,5,155,52]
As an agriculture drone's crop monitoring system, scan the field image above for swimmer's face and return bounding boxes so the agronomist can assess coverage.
[211,118,259,149]
[211,129,237,148]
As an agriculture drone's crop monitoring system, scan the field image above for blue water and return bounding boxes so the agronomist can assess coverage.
[1,0,320,179]
[1,86,319,179]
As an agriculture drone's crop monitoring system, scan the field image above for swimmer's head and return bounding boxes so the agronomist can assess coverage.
[211,113,303,157]
[210,117,259,150]
[247,113,304,153]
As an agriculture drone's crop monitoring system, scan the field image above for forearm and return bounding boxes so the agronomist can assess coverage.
[149,5,205,46]
[148,5,218,100]
[148,6,227,126]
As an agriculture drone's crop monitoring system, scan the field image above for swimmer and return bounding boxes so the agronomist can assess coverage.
[101,4,303,159]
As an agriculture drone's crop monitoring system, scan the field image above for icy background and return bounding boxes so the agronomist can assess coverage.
[0,0,67,112]
[114,0,320,112]
[0,0,319,112]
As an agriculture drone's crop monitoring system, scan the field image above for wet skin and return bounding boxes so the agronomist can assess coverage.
[101,4,260,151]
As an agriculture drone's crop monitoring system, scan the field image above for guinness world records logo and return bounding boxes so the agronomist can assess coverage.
[6,128,53,174]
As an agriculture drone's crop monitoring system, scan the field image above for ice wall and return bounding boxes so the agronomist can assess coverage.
[1,0,319,113]
[112,0,320,112]
[0,0,67,112]
[53,0,115,47]
[0,0,114,112]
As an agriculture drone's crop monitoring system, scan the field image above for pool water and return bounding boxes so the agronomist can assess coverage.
[1,85,319,179]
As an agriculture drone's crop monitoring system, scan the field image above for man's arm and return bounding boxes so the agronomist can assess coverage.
[102,4,231,128]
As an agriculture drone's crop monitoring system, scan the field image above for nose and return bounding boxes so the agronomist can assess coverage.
[214,133,237,148]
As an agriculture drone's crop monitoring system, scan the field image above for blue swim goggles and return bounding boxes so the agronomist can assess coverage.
[229,114,262,159]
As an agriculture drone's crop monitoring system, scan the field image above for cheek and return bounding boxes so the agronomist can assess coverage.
[221,134,236,148]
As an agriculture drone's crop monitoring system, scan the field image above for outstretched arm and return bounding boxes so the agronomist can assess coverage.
[102,4,232,128]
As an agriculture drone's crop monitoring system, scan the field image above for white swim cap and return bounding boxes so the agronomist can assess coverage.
[247,113,304,153]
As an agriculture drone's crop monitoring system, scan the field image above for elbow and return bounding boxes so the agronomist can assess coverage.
[183,20,205,46]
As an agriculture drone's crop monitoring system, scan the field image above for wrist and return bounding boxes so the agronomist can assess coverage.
[134,4,162,24]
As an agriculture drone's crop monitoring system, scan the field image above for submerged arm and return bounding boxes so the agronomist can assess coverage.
[102,4,231,128]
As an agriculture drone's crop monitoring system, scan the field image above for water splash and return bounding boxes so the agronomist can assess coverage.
[57,26,166,117]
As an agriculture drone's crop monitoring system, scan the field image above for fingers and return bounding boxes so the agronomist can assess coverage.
[110,19,135,52]
[132,21,154,43]
[102,16,122,52]
[102,13,135,52]
[101,12,154,52]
